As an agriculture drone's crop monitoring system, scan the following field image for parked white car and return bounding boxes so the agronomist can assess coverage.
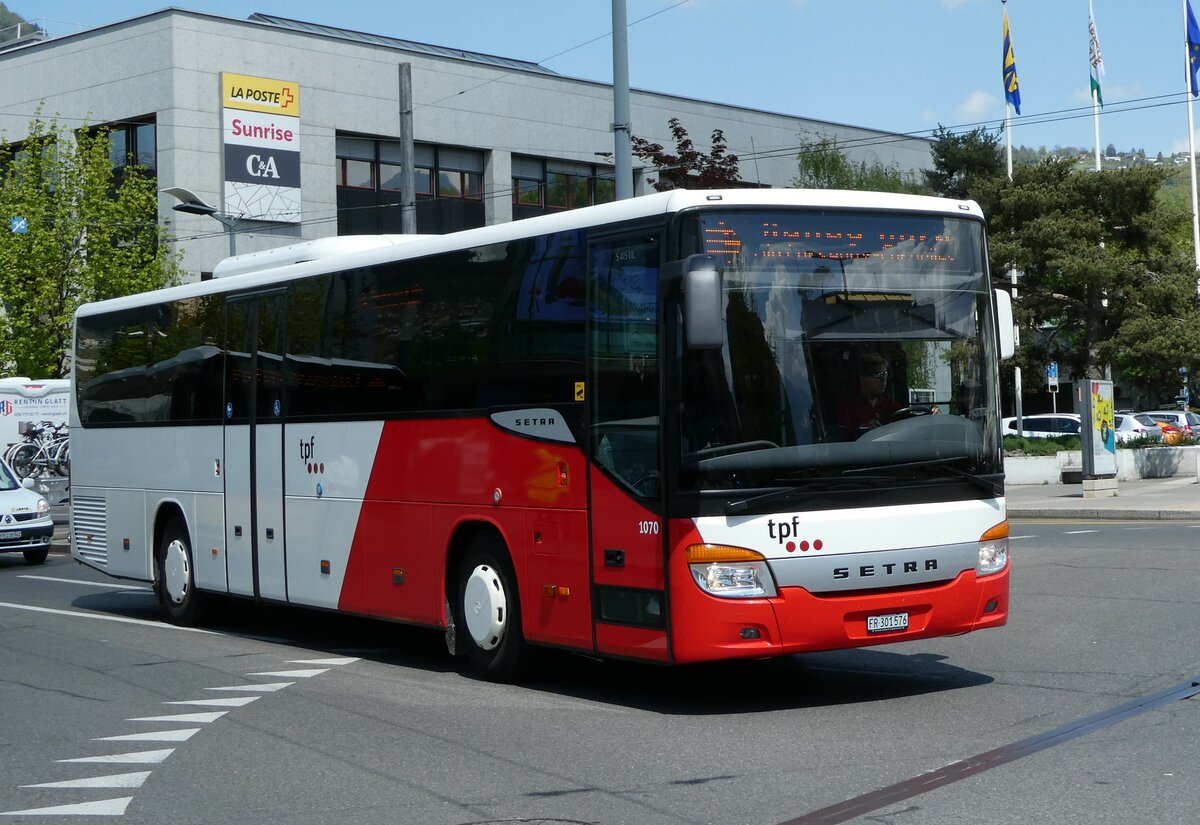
[0,459,53,565]
[1001,413,1081,438]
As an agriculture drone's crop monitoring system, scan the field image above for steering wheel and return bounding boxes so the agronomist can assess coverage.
[631,472,660,498]
[888,404,935,421]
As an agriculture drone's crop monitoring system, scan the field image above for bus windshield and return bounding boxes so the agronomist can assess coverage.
[676,208,1002,502]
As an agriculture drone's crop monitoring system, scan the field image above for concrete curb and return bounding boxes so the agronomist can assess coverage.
[1007,507,1200,520]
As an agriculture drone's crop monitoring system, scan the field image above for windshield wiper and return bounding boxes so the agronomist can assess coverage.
[726,475,894,515]
[843,457,1001,496]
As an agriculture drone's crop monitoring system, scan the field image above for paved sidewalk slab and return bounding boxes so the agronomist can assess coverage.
[1006,476,1200,520]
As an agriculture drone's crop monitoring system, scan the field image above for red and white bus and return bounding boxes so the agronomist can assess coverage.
[70,189,1014,681]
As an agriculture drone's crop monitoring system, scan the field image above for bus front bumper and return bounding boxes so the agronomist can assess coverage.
[670,567,1008,665]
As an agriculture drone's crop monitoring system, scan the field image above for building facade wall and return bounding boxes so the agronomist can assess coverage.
[0,10,933,279]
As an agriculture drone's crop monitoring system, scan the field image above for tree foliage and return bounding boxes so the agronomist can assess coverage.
[0,117,180,377]
[972,158,1199,405]
[631,117,741,191]
[923,125,1004,200]
[793,134,925,194]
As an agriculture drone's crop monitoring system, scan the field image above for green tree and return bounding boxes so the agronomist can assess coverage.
[973,159,1198,401]
[923,125,1004,199]
[0,117,180,377]
[792,134,925,193]
[631,117,740,191]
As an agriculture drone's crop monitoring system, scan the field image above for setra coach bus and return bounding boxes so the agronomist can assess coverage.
[70,188,1014,681]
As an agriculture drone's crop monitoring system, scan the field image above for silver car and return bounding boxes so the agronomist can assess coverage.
[1112,413,1163,443]
[1140,410,1200,438]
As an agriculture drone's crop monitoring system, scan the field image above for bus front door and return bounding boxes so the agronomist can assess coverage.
[223,293,288,602]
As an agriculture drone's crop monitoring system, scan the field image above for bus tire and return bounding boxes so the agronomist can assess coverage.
[454,533,530,682]
[156,517,205,626]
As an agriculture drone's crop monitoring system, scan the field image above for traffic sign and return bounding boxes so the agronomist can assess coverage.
[9,216,27,234]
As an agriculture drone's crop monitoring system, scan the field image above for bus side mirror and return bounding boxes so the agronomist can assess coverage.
[994,288,1015,359]
[684,254,724,349]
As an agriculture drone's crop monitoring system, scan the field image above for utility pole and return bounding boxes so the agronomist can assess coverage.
[611,0,633,199]
[398,63,417,234]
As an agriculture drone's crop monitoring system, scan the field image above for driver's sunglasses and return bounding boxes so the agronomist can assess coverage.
[867,369,889,380]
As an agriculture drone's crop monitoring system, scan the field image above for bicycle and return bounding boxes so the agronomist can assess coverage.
[4,421,69,479]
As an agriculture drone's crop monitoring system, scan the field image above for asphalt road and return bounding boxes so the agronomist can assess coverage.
[1,519,1197,825]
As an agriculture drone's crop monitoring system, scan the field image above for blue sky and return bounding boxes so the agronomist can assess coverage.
[13,0,1200,158]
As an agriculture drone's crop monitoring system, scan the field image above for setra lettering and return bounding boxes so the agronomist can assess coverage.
[832,558,938,581]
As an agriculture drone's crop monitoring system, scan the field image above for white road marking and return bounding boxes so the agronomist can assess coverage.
[247,668,328,678]
[18,575,152,591]
[95,729,200,743]
[6,656,344,816]
[22,772,150,790]
[164,697,259,708]
[206,682,293,692]
[1009,534,1038,539]
[0,602,214,634]
[0,797,132,816]
[1063,530,1099,535]
[127,711,227,724]
[58,749,174,765]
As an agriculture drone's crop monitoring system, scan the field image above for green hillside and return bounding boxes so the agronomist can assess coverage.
[0,3,36,43]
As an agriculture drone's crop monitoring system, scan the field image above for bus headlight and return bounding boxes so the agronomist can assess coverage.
[977,521,1009,576]
[687,544,777,598]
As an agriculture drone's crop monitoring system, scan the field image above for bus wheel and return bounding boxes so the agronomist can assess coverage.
[454,533,530,682]
[156,518,204,626]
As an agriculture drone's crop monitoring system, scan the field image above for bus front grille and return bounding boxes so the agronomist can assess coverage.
[72,496,108,566]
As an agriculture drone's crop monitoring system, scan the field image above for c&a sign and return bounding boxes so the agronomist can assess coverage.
[221,72,301,224]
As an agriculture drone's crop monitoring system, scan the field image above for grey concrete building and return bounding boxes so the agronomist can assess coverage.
[0,9,933,279]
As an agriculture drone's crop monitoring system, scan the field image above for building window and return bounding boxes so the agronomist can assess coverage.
[432,146,483,201]
[336,137,485,201]
[335,135,487,235]
[512,156,615,213]
[92,116,156,178]
[336,137,377,188]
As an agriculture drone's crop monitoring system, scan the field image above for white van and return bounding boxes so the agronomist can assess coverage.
[0,378,70,449]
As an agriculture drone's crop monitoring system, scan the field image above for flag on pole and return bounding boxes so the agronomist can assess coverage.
[1003,4,1021,114]
[1188,0,1200,96]
[1089,1,1104,106]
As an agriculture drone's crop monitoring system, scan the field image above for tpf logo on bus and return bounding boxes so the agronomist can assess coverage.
[300,436,323,474]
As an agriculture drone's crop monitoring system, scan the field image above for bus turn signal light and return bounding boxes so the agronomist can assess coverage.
[977,521,1009,576]
[686,544,777,599]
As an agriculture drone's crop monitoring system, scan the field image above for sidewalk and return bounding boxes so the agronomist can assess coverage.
[1005,475,1200,519]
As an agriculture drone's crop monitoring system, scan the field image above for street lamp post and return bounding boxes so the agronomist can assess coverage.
[161,186,241,258]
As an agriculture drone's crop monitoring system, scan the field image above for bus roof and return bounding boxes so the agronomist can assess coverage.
[75,188,984,318]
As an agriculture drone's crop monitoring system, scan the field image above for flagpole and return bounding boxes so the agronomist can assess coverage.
[1188,1,1200,278]
[1006,107,1013,178]
[1003,0,1021,431]
[1090,1,1104,172]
